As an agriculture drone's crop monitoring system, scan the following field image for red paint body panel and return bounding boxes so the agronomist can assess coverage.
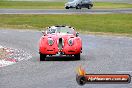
[39,27,82,55]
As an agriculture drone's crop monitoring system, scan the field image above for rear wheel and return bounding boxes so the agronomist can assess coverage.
[88,4,92,9]
[40,53,46,61]
[75,53,80,60]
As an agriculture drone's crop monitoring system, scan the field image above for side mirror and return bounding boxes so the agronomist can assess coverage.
[42,31,46,36]
[76,32,79,37]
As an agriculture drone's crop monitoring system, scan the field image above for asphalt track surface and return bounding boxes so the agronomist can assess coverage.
[0,29,132,88]
[0,8,132,14]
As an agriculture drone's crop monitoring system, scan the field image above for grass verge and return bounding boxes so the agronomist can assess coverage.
[93,2,132,9]
[0,1,64,9]
[0,14,132,35]
[0,1,131,9]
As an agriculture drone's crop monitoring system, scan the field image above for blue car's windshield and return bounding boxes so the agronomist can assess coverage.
[68,0,80,2]
[68,0,74,2]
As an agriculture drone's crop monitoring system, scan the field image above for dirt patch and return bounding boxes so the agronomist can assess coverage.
[0,47,10,60]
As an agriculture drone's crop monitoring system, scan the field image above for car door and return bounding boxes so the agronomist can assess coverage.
[81,0,88,7]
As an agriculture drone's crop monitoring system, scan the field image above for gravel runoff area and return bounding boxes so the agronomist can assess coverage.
[0,45,32,67]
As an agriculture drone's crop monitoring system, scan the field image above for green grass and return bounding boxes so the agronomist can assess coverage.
[0,1,64,9]
[0,14,132,34]
[93,2,132,9]
[0,1,132,9]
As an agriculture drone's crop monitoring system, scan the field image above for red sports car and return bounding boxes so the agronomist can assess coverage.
[39,25,82,61]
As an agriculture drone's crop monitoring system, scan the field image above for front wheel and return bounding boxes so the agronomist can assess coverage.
[40,53,46,61]
[65,6,69,9]
[75,53,80,60]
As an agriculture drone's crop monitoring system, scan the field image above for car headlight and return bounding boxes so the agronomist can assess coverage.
[68,38,74,46]
[48,38,54,46]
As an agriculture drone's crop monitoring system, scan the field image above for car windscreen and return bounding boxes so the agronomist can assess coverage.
[68,0,74,2]
[68,0,80,2]
[56,27,74,34]
[47,28,56,34]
